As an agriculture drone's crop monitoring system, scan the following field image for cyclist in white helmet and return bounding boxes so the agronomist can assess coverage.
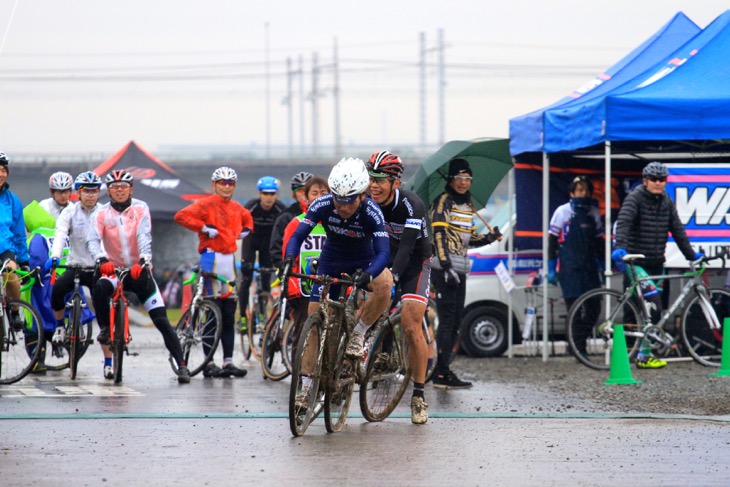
[284,157,393,405]
[40,171,74,219]
[174,166,254,378]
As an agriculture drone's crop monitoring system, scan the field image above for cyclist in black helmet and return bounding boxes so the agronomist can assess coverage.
[270,171,314,269]
[613,161,704,369]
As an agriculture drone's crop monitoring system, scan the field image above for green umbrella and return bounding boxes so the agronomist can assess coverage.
[406,137,513,211]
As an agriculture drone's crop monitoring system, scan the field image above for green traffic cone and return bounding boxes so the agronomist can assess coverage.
[710,318,730,378]
[605,324,641,385]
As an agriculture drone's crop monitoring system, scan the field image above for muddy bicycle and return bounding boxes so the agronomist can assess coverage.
[567,253,730,370]
[288,267,369,436]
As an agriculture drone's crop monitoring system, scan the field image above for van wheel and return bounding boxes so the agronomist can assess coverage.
[459,306,509,357]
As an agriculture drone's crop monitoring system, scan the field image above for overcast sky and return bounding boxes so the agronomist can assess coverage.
[0,1,727,155]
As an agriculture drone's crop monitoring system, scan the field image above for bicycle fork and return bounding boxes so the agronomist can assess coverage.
[695,284,723,341]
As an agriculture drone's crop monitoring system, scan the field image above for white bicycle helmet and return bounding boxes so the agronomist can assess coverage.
[49,171,74,191]
[212,166,238,182]
[328,157,369,203]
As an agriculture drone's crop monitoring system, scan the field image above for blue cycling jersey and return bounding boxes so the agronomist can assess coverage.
[285,194,391,278]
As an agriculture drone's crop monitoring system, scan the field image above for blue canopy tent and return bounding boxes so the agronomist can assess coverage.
[510,11,699,158]
[510,12,730,357]
[510,12,700,252]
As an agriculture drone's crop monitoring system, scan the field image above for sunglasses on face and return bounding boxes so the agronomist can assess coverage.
[216,180,236,187]
[453,175,473,182]
[108,182,131,189]
[647,176,667,183]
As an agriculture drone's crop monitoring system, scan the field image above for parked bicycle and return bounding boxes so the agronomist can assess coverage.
[0,260,44,384]
[239,266,276,360]
[567,253,729,370]
[169,265,234,377]
[50,264,96,379]
[288,267,368,436]
[260,276,295,381]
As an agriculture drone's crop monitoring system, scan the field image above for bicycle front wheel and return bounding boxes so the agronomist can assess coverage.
[681,287,730,367]
[359,319,411,422]
[324,331,355,433]
[282,317,297,374]
[567,288,643,371]
[112,298,126,384]
[0,300,44,384]
[174,301,222,376]
[260,308,290,381]
[289,313,325,437]
[68,295,84,380]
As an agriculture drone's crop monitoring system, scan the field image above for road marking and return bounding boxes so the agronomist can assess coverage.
[0,384,143,397]
[1,411,729,422]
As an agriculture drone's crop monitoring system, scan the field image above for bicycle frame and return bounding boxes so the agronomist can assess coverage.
[618,255,723,341]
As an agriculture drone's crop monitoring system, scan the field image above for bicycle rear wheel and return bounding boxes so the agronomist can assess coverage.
[567,288,643,370]
[359,319,411,422]
[261,308,290,381]
[68,295,83,380]
[324,330,355,432]
[112,298,126,384]
[681,287,730,367]
[0,300,44,384]
[423,299,438,382]
[248,291,271,360]
[174,301,222,376]
[289,313,325,437]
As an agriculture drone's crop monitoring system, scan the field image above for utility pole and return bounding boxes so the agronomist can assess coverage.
[285,57,294,159]
[419,32,427,150]
[333,37,342,158]
[298,54,305,155]
[438,28,446,146]
[264,22,271,159]
[311,52,319,156]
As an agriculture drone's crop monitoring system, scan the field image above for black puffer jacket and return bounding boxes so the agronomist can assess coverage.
[614,185,695,267]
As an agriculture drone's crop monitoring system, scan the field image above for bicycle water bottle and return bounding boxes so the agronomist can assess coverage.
[523,307,535,341]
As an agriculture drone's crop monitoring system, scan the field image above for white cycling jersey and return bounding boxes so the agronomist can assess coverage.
[51,202,101,266]
[39,197,69,220]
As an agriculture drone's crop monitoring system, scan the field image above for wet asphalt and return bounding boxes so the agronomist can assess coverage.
[2,325,729,486]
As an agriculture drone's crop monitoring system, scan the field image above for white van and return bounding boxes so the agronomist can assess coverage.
[461,200,568,357]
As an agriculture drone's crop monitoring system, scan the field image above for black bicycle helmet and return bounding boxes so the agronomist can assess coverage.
[642,161,668,179]
[290,171,314,191]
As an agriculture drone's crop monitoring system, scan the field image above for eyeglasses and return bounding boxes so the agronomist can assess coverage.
[647,176,667,183]
[369,176,392,185]
[216,180,236,187]
[108,182,131,189]
[453,175,473,181]
[260,191,277,196]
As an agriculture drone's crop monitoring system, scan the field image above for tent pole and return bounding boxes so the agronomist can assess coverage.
[605,141,612,290]
[542,152,550,362]
[507,164,515,358]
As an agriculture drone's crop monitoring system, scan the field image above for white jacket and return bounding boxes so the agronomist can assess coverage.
[51,202,101,266]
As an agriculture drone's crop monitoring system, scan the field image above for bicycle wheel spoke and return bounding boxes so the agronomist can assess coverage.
[681,288,730,367]
[1,301,45,384]
[359,321,411,422]
[567,289,642,371]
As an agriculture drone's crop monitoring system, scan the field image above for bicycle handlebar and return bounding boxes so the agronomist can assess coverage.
[183,266,238,299]
[50,263,97,285]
